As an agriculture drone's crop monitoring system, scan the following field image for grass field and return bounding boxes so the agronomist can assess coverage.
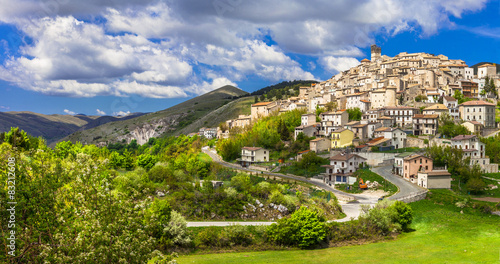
[336,168,398,196]
[177,190,500,264]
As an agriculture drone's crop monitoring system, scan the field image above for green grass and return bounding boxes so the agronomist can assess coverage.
[178,190,500,264]
[345,168,398,196]
[483,172,500,180]
[197,152,212,163]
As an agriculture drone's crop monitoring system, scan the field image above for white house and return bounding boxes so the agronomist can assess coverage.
[240,147,269,167]
[451,135,498,173]
[321,153,366,185]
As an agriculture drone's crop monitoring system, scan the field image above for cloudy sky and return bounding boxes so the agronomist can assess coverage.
[0,0,499,115]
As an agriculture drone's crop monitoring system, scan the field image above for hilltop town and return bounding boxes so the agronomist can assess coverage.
[197,45,500,191]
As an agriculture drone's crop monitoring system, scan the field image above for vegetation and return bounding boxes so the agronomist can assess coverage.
[179,190,500,263]
[250,80,318,97]
[0,128,347,263]
[453,90,474,104]
[426,144,486,193]
[280,151,329,178]
[480,134,500,163]
[267,207,327,248]
[437,113,470,138]
[414,94,427,102]
[346,108,362,121]
[337,168,398,196]
[216,109,307,161]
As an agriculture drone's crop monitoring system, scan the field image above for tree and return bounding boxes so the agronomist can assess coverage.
[4,127,30,150]
[267,207,326,248]
[122,150,135,170]
[438,113,470,138]
[277,119,291,141]
[136,153,158,170]
[390,201,413,231]
[325,101,337,112]
[466,177,486,194]
[346,108,362,121]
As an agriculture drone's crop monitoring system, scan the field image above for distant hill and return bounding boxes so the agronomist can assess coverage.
[250,80,318,96]
[58,85,250,146]
[470,62,500,75]
[0,112,145,144]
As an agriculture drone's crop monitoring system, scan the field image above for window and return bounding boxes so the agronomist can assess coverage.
[425,166,428,170]
[336,176,342,182]
[420,158,422,164]
[414,160,417,164]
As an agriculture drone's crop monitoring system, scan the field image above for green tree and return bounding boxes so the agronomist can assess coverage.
[466,177,486,194]
[438,113,470,138]
[136,153,158,170]
[122,149,135,170]
[4,127,30,150]
[346,108,362,121]
[277,119,291,141]
[390,201,413,231]
[325,101,337,112]
[267,207,326,248]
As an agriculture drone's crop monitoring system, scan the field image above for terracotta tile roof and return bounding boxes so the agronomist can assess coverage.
[414,114,439,119]
[329,153,366,161]
[361,58,371,62]
[451,135,476,141]
[443,96,456,101]
[424,104,448,110]
[459,100,495,106]
[426,170,451,176]
[298,150,311,154]
[242,147,262,151]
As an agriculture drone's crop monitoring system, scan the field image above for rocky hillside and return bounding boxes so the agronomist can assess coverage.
[58,85,250,146]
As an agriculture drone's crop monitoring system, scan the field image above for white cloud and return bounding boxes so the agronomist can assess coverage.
[96,109,106,115]
[0,0,489,98]
[0,106,10,110]
[113,111,130,117]
[64,109,76,115]
[320,57,361,73]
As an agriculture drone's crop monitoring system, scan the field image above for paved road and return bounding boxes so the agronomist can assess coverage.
[371,165,426,200]
[187,221,274,227]
[191,147,380,226]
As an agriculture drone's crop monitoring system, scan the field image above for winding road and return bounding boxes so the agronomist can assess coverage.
[187,147,421,227]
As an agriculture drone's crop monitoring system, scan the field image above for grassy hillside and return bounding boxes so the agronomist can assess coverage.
[58,85,249,146]
[0,111,144,144]
[178,190,500,263]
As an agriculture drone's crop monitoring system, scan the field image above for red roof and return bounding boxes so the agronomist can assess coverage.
[460,100,495,106]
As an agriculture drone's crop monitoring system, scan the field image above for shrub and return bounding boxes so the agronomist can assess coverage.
[197,227,224,247]
[466,177,486,194]
[161,210,191,247]
[390,201,413,231]
[226,225,254,246]
[267,207,326,248]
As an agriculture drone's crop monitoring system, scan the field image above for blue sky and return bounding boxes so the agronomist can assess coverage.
[0,0,499,115]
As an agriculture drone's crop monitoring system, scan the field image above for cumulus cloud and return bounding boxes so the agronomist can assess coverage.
[113,111,130,117]
[96,109,106,115]
[0,0,489,97]
[320,57,361,72]
[63,109,76,115]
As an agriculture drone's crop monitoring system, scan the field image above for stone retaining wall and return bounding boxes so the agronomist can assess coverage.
[392,190,428,203]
